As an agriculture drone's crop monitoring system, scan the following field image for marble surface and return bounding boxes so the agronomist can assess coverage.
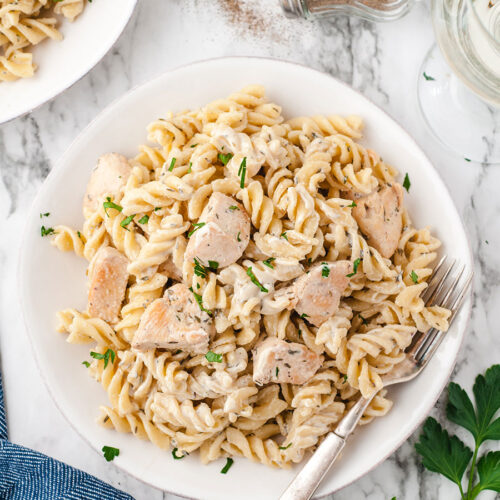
[0,0,499,499]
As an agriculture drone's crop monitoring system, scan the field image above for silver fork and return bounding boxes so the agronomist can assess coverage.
[279,257,473,500]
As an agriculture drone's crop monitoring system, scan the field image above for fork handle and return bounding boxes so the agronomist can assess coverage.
[279,395,373,500]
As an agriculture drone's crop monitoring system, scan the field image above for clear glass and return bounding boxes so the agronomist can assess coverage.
[280,0,413,22]
[418,0,500,163]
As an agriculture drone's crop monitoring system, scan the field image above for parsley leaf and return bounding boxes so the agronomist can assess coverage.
[415,417,473,489]
[172,448,186,460]
[447,365,500,445]
[120,214,135,230]
[423,72,436,81]
[218,152,233,165]
[102,446,119,462]
[263,257,275,269]
[410,270,419,284]
[476,451,500,494]
[188,222,206,237]
[205,351,223,363]
[40,226,55,237]
[193,257,208,279]
[228,205,239,211]
[275,367,279,377]
[82,361,90,368]
[208,260,219,270]
[279,442,292,450]
[220,457,234,474]
[237,231,241,242]
[359,314,369,326]
[168,157,176,171]
[403,173,411,192]
[188,286,212,316]
[348,201,357,208]
[281,232,288,241]
[103,197,123,216]
[138,214,149,224]
[321,263,330,278]
[40,212,50,218]
[188,162,192,173]
[300,313,309,319]
[346,258,361,277]
[238,157,247,188]
[90,349,116,369]
[246,266,268,293]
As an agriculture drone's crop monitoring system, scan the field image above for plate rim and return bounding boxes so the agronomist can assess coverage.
[0,0,138,125]
[17,55,474,499]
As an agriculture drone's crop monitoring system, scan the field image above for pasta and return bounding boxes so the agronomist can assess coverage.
[0,0,86,81]
[51,85,451,468]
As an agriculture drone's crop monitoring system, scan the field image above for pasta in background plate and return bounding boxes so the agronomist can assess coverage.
[51,85,451,468]
[0,0,86,81]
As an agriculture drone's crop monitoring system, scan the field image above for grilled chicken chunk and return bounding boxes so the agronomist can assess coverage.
[158,255,182,282]
[292,261,352,327]
[351,183,404,259]
[253,337,322,385]
[132,283,214,353]
[83,153,132,215]
[185,192,250,268]
[88,246,129,324]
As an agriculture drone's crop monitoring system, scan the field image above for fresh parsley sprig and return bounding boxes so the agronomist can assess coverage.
[90,349,116,369]
[415,365,500,500]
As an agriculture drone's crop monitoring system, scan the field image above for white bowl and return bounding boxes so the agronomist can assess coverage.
[0,0,137,124]
[18,57,473,500]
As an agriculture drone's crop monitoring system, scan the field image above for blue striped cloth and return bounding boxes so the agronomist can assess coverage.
[0,371,134,500]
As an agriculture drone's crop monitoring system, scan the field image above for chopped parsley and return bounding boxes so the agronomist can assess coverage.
[410,270,419,284]
[168,157,177,171]
[403,173,411,193]
[237,231,241,242]
[40,226,55,237]
[188,162,193,173]
[208,260,219,270]
[77,231,82,239]
[238,157,247,188]
[281,232,288,241]
[154,207,162,212]
[193,257,208,279]
[205,351,223,363]
[190,143,198,148]
[263,257,275,269]
[103,197,123,216]
[220,457,234,474]
[347,258,361,277]
[228,205,239,211]
[246,267,268,293]
[189,286,212,316]
[218,152,233,165]
[359,315,369,326]
[172,448,186,460]
[464,158,471,162]
[188,222,206,237]
[343,374,348,383]
[90,349,116,369]
[102,446,119,462]
[279,443,292,450]
[138,214,149,225]
[423,72,435,81]
[82,361,90,368]
[40,212,50,218]
[120,214,135,230]
[300,313,309,319]
[348,201,357,208]
[275,367,279,377]
[321,263,330,278]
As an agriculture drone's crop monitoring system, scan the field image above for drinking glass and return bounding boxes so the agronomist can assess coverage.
[418,0,500,163]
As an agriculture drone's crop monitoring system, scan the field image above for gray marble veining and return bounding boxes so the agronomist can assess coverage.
[0,1,498,499]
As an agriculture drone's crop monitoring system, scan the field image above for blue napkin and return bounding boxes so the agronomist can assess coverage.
[0,370,134,500]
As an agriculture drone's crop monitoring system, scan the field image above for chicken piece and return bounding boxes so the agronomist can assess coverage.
[292,261,352,327]
[158,255,182,282]
[132,283,214,353]
[185,192,250,268]
[253,337,323,385]
[83,153,132,215]
[88,246,129,324]
[351,183,404,259]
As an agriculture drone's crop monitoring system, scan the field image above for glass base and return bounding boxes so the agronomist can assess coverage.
[418,44,500,164]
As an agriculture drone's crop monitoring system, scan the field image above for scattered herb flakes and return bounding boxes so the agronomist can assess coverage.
[90,349,116,369]
[40,226,55,237]
[138,214,149,225]
[279,442,292,450]
[168,157,177,171]
[347,258,361,277]
[172,448,186,460]
[77,231,82,239]
[237,231,241,242]
[154,207,162,212]
[359,315,369,326]
[228,205,239,211]
[193,257,208,279]
[275,367,279,377]
[263,257,275,269]
[205,351,223,363]
[246,267,268,293]
[410,270,419,284]
[188,286,212,316]
[208,260,219,270]
[238,157,247,188]
[300,313,309,319]
[188,222,206,237]
[40,212,50,218]
[103,197,123,216]
[120,214,135,230]
[188,162,193,173]
[321,263,330,278]
[403,173,411,193]
[218,152,233,165]
[102,446,119,462]
[220,457,234,474]
[423,72,435,81]
[343,374,348,383]
[465,158,472,162]
[348,201,357,208]
[190,143,198,148]
[281,232,288,241]
[82,361,90,368]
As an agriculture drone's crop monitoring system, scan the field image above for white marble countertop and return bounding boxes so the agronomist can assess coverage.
[0,1,499,499]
